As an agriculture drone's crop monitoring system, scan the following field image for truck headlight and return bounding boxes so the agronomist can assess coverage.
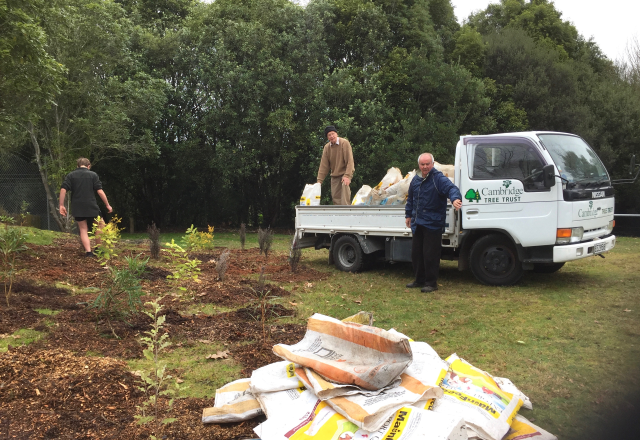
[556,227,584,244]
[605,220,615,234]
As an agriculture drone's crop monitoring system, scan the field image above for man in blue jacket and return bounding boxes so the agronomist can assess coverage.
[405,153,462,292]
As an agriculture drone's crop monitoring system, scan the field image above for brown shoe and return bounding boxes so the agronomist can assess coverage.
[421,285,438,293]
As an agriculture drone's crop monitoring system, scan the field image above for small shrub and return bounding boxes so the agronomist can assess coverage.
[0,225,28,306]
[18,201,30,226]
[250,267,273,341]
[147,223,161,259]
[0,215,16,225]
[216,249,231,282]
[90,215,123,264]
[183,225,214,251]
[135,301,185,438]
[288,235,302,273]
[93,254,148,337]
[163,239,201,288]
[239,223,246,250]
[258,227,273,258]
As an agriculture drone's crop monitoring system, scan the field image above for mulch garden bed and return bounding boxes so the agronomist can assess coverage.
[0,237,327,439]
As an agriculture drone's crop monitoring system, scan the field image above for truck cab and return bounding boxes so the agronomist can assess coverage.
[456,132,615,284]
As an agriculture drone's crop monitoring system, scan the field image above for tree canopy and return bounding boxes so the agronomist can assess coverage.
[1,0,639,228]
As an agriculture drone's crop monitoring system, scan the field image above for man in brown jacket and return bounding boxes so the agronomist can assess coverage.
[316,126,355,205]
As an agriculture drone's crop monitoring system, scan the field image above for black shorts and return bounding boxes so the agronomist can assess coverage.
[74,216,97,225]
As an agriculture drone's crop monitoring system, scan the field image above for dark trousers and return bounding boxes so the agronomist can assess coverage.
[411,225,442,288]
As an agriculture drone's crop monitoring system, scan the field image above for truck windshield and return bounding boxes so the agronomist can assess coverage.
[538,134,609,186]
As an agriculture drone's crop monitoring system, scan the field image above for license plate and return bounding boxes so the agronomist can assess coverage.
[592,191,605,198]
[594,242,607,254]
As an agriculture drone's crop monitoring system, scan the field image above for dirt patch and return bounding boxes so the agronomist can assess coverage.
[1,236,325,438]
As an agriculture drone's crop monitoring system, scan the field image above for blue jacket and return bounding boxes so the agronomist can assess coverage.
[405,168,462,233]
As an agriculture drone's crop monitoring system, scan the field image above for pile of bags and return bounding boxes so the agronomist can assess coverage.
[202,313,556,440]
[352,162,455,206]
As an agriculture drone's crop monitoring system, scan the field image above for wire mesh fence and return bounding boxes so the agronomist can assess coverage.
[0,153,58,231]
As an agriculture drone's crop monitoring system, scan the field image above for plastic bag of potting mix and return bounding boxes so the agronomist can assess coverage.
[493,377,532,410]
[504,414,557,440]
[250,361,302,395]
[300,183,321,206]
[430,354,523,440]
[381,170,416,205]
[297,366,442,432]
[434,162,455,183]
[351,185,372,205]
[272,313,412,391]
[373,167,403,191]
[202,378,263,423]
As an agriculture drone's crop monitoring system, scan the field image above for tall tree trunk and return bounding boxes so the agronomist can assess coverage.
[27,122,67,232]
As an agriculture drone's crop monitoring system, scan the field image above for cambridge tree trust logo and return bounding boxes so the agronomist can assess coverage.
[589,201,593,209]
[465,189,481,203]
[503,180,512,188]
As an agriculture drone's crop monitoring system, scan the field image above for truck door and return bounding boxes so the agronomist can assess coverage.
[460,137,558,247]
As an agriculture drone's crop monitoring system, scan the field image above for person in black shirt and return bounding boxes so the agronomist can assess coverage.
[59,158,112,257]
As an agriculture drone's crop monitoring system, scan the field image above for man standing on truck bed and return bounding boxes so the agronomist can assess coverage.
[59,158,113,257]
[405,153,462,293]
[317,126,355,205]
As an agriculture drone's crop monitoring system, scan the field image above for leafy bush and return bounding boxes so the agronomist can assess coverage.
[135,301,185,438]
[147,223,161,259]
[163,239,201,288]
[0,226,28,306]
[183,225,214,251]
[93,254,148,337]
[90,215,123,264]
[216,249,231,282]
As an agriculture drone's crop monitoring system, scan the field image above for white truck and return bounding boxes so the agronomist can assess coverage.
[294,131,619,286]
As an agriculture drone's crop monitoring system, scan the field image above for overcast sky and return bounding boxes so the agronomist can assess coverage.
[291,0,637,62]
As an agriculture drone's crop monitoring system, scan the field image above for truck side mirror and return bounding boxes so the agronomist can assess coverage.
[543,164,556,188]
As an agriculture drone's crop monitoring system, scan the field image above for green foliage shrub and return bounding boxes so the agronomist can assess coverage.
[183,225,214,251]
[0,225,28,306]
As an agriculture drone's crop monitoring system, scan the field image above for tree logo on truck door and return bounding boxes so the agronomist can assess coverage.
[465,189,481,203]
[503,180,512,188]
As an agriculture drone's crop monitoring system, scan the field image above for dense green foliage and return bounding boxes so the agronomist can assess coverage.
[2,0,639,227]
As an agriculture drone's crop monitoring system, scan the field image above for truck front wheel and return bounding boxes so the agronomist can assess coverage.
[333,235,365,272]
[470,234,523,285]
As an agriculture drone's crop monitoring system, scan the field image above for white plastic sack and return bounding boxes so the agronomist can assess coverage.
[255,383,312,419]
[434,162,455,184]
[300,183,321,206]
[256,401,467,440]
[381,170,416,205]
[351,185,372,205]
[493,377,532,410]
[202,378,263,424]
[373,167,403,192]
[504,414,557,440]
[273,313,412,391]
[430,354,523,440]
[297,366,443,432]
[250,361,301,395]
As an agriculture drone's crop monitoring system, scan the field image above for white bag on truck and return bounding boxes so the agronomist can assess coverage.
[272,313,413,391]
[382,170,416,205]
[373,167,403,192]
[202,378,263,424]
[434,162,455,183]
[430,354,523,440]
[300,183,321,206]
[351,185,372,205]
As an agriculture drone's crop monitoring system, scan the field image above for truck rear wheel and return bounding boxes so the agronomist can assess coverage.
[470,234,523,286]
[333,235,365,272]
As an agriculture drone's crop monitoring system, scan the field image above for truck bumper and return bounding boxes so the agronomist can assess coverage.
[553,235,616,263]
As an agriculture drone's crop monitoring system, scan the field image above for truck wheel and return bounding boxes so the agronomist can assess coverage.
[533,262,565,273]
[333,235,365,272]
[470,234,523,285]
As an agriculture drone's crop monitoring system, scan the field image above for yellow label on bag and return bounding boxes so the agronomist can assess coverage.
[382,408,412,439]
[286,362,296,378]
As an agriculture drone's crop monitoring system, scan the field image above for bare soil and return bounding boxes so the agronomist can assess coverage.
[0,237,325,439]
